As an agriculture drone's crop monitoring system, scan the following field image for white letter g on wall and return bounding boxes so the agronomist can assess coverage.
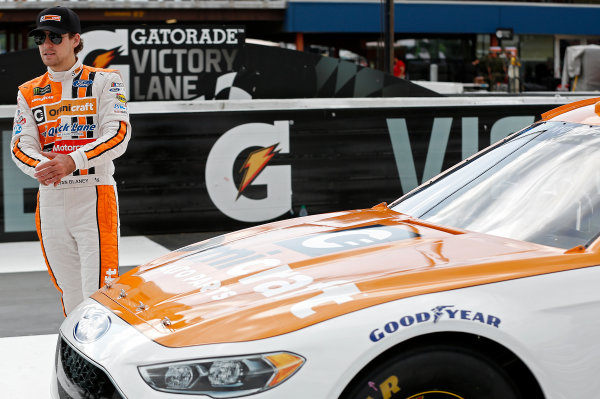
[205,121,291,223]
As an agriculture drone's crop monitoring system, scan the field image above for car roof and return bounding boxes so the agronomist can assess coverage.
[542,97,600,125]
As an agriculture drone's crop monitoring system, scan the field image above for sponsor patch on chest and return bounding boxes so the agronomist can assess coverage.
[52,138,95,154]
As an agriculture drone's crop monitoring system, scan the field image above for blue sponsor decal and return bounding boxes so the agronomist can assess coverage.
[44,122,96,137]
[13,124,23,135]
[109,88,122,92]
[276,225,419,257]
[369,305,502,342]
[73,80,93,88]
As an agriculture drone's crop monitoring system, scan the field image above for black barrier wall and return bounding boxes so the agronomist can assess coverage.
[0,98,591,242]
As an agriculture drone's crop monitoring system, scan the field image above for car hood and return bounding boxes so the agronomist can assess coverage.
[92,204,584,347]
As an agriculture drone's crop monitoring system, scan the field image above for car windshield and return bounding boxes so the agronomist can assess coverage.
[391,121,600,249]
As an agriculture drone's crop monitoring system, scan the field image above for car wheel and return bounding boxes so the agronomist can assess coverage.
[340,345,523,399]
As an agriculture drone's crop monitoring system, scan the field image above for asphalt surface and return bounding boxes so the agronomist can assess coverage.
[0,232,225,338]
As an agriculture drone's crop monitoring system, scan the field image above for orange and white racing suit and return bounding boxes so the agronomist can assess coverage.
[11,59,131,315]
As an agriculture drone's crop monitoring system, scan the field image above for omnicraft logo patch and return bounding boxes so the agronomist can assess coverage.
[32,98,97,124]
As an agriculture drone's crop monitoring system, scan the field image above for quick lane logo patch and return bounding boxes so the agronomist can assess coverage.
[276,225,419,257]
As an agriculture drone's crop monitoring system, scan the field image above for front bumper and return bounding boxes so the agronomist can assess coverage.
[54,334,125,398]
[51,298,362,399]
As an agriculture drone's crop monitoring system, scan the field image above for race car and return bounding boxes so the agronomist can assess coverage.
[54,97,600,399]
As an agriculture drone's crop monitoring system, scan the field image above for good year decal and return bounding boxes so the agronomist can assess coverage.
[369,305,502,342]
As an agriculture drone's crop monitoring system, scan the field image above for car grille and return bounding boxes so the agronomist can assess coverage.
[57,337,124,399]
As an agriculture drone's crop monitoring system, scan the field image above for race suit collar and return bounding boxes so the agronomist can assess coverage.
[48,58,82,82]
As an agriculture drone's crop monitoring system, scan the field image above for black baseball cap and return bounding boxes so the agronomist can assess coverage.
[28,6,81,36]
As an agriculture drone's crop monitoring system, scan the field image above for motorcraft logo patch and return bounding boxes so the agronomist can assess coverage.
[52,138,95,154]
[32,98,97,124]
[33,85,51,95]
[369,305,502,342]
[276,225,420,257]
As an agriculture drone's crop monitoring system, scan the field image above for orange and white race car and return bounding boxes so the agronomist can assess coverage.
[54,98,600,399]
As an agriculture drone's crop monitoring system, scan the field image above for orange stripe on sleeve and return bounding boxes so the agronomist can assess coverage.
[12,138,41,168]
[85,121,128,161]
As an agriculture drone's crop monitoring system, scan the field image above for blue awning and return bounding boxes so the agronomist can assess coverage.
[285,1,600,36]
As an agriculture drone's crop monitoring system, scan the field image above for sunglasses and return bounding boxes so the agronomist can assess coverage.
[33,32,66,46]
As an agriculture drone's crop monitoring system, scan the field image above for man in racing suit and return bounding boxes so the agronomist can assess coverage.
[11,6,131,315]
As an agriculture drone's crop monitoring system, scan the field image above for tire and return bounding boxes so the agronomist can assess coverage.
[340,345,522,399]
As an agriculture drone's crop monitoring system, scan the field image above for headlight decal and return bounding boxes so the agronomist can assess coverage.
[73,306,112,344]
[139,352,304,397]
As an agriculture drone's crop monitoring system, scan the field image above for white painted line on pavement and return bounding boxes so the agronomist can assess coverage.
[0,333,57,399]
[119,236,171,268]
[0,241,44,273]
[0,236,171,274]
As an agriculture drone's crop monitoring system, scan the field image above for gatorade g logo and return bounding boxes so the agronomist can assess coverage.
[79,29,130,93]
[206,121,291,222]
